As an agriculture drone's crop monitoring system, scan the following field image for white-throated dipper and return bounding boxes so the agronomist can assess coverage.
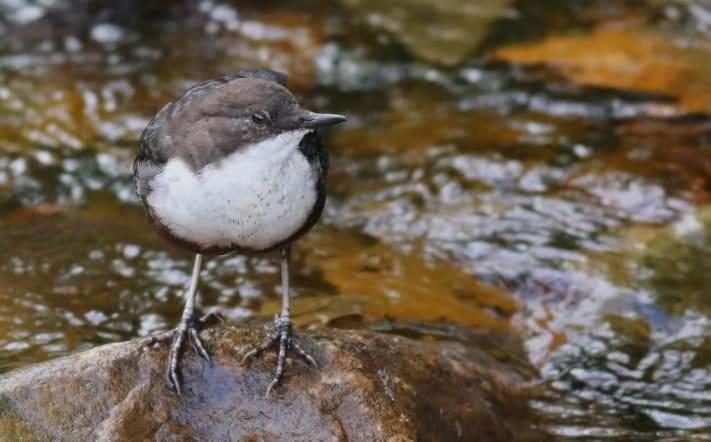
[133,69,346,396]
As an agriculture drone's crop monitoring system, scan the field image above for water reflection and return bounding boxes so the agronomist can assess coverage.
[538,312,711,437]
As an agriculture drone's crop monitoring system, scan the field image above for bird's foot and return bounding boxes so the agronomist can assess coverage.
[144,312,222,396]
[143,312,223,347]
[241,314,318,397]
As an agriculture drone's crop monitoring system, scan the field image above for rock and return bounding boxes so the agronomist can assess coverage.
[341,0,512,66]
[0,324,538,441]
[493,26,711,114]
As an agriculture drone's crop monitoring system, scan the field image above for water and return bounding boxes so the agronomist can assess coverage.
[0,0,710,439]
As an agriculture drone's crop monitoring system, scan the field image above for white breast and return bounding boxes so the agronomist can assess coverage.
[146,129,319,251]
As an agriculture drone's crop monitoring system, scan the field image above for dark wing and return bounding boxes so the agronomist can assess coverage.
[133,102,171,204]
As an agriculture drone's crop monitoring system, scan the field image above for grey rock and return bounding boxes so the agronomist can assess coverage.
[0,325,538,441]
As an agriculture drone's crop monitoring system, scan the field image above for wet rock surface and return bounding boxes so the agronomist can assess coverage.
[0,324,537,441]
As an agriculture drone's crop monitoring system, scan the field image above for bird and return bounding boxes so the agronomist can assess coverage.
[132,69,346,396]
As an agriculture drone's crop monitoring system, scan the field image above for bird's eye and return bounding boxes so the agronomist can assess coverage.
[251,111,269,125]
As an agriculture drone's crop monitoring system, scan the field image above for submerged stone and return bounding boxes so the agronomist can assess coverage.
[341,0,512,66]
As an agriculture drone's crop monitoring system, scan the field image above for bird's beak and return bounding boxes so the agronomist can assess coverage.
[302,111,347,129]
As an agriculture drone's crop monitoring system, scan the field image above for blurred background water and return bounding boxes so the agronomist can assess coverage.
[0,0,710,439]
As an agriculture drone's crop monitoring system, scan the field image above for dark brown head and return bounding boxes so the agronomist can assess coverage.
[139,70,346,170]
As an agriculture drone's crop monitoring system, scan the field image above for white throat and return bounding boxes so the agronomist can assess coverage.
[147,129,319,250]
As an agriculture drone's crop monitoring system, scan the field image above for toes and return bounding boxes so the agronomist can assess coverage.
[167,330,185,395]
[144,330,173,347]
[264,335,289,396]
[165,323,211,395]
[292,341,318,368]
[264,378,279,398]
[240,334,277,364]
[167,367,183,396]
[189,328,210,362]
[240,348,260,365]
[241,328,317,396]
[198,311,225,327]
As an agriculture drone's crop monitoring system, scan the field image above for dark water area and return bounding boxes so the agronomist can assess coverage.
[0,0,710,439]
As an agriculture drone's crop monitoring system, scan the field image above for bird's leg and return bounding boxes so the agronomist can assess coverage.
[241,245,317,397]
[166,254,211,396]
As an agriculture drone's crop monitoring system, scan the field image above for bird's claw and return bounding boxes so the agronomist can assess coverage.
[165,314,213,396]
[241,314,317,397]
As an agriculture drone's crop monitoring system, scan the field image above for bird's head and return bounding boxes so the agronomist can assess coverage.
[144,70,346,168]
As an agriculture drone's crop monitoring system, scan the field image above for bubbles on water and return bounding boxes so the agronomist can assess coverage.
[90,23,126,45]
[3,0,46,25]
